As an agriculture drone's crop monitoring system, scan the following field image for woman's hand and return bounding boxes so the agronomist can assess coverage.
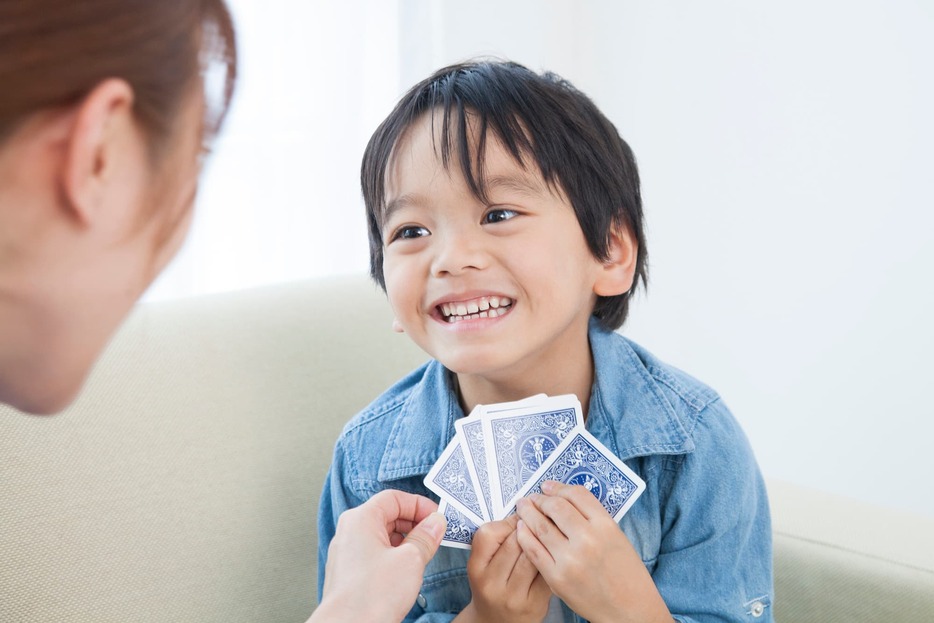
[313,490,446,623]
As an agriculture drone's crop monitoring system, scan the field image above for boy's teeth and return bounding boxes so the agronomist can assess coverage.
[439,295,514,322]
[445,305,510,323]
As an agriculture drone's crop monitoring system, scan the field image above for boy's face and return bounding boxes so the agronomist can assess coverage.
[380,113,616,387]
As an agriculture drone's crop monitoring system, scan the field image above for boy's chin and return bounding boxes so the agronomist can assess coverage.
[436,355,509,379]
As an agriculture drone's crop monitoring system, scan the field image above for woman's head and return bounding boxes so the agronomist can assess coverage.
[0,0,237,414]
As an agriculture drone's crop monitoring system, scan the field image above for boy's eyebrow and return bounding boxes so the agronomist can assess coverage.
[484,173,549,197]
[383,193,420,224]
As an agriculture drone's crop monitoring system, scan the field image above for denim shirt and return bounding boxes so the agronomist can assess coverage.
[318,322,774,622]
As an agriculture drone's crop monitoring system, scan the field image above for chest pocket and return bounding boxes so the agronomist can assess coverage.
[405,547,472,620]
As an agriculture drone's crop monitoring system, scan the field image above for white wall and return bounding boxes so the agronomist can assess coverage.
[151,1,934,517]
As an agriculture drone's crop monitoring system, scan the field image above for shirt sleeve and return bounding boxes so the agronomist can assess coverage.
[316,436,361,601]
[653,398,774,623]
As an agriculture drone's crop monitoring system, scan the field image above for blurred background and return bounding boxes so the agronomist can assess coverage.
[147,1,934,518]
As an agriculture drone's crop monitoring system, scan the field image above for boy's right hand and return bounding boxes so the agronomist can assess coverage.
[455,515,552,623]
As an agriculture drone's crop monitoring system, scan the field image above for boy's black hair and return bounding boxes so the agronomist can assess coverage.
[361,59,647,331]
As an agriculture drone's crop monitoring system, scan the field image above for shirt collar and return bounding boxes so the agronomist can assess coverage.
[377,361,462,482]
[586,319,695,460]
[377,319,695,483]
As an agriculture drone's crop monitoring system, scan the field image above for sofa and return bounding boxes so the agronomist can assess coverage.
[1,275,931,622]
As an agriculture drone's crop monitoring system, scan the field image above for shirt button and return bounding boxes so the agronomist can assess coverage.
[750,601,765,617]
[416,593,427,609]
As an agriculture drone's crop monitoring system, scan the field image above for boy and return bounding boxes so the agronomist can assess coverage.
[318,60,773,623]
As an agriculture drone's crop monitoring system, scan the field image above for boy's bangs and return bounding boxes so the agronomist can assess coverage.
[380,103,547,230]
[429,99,541,206]
[378,65,569,227]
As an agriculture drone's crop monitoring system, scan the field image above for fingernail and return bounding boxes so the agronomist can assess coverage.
[541,480,557,494]
[422,512,447,539]
[517,519,526,532]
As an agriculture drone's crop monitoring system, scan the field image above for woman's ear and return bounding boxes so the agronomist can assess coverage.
[61,78,137,226]
[391,318,405,333]
[593,225,638,297]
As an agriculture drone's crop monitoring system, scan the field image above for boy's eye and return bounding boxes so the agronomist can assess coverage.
[389,225,430,242]
[482,208,519,224]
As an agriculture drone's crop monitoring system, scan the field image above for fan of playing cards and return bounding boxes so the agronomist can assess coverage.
[424,394,646,549]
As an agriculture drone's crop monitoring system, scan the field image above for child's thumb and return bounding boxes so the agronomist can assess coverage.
[400,512,446,564]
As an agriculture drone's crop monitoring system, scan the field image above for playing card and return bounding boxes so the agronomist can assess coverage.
[438,500,479,550]
[506,427,646,522]
[423,437,486,525]
[481,395,583,519]
[454,416,494,521]
[453,394,551,521]
[480,394,548,415]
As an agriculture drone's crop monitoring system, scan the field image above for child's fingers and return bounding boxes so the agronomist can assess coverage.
[540,481,608,521]
[529,491,590,536]
[529,569,552,604]
[515,497,568,557]
[489,529,524,577]
[469,519,516,569]
[515,517,555,576]
[507,549,542,593]
[469,517,526,586]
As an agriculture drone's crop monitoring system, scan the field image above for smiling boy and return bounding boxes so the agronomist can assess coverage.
[318,60,773,623]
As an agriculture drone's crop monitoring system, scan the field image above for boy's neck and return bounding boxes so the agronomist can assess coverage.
[453,347,596,421]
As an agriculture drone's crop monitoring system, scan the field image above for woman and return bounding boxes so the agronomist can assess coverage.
[0,2,443,620]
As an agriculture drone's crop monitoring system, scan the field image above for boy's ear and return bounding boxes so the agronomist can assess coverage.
[61,78,136,226]
[593,225,638,297]
[391,318,405,333]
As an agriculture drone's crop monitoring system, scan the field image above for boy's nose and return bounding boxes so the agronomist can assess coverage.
[430,230,488,277]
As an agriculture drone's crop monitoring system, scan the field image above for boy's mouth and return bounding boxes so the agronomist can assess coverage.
[437,296,513,323]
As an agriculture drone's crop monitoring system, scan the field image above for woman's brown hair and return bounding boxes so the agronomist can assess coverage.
[0,0,237,149]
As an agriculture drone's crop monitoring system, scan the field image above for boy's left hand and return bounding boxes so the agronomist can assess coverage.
[515,481,672,623]
[458,514,552,623]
